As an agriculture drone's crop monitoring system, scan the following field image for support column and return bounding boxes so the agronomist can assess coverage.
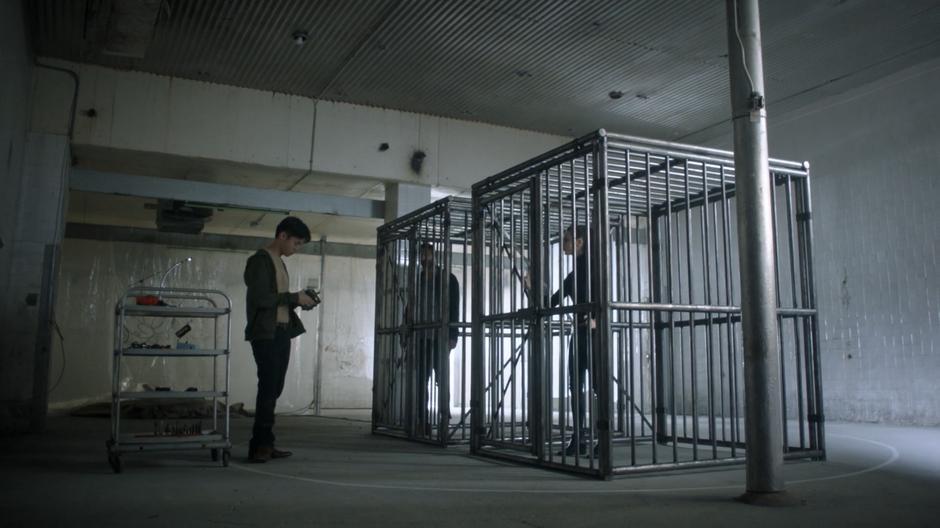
[725,0,785,497]
[0,0,34,433]
[0,133,70,432]
[384,183,431,222]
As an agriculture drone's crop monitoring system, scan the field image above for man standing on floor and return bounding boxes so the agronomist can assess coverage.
[244,216,319,463]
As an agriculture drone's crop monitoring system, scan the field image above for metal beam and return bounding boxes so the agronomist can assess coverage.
[726,0,785,498]
[70,169,385,220]
[65,223,376,259]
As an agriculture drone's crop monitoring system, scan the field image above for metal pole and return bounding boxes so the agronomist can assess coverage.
[371,240,385,432]
[470,196,484,453]
[725,0,785,496]
[594,133,614,477]
[440,210,452,444]
[530,175,544,457]
[314,235,328,415]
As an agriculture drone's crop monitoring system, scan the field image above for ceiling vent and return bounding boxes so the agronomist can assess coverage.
[102,0,163,58]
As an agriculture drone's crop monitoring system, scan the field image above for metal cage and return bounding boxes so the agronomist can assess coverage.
[373,197,473,445]
[470,129,824,478]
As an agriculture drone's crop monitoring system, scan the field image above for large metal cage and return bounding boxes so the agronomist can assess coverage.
[470,129,824,478]
[373,197,473,445]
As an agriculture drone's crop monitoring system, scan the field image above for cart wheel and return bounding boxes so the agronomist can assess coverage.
[108,452,123,474]
[221,450,230,467]
[211,448,220,462]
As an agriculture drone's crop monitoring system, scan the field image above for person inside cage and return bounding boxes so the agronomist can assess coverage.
[548,225,599,456]
[407,241,460,436]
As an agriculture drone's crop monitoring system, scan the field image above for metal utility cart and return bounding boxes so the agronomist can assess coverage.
[107,287,232,473]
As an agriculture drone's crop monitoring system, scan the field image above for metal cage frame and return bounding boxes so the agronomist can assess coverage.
[372,197,473,445]
[470,129,824,478]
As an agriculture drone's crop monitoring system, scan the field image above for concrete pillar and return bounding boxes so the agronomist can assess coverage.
[0,133,70,432]
[0,0,32,432]
[384,182,431,222]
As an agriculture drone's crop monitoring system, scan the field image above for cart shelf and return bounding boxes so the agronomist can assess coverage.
[119,305,230,318]
[117,433,226,445]
[116,390,226,400]
[117,348,228,357]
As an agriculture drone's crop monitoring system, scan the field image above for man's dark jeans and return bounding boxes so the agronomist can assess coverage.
[567,326,597,447]
[416,338,445,436]
[250,326,291,452]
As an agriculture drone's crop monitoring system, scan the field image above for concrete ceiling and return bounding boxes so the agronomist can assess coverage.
[29,0,940,140]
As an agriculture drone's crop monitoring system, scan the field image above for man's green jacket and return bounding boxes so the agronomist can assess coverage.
[243,249,306,341]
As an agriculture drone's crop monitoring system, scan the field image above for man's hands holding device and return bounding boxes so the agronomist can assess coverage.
[298,289,321,310]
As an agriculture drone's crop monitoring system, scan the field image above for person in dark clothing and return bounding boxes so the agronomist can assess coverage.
[243,216,319,463]
[412,242,460,436]
[548,225,598,456]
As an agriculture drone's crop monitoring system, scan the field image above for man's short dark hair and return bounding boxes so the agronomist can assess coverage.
[275,216,311,243]
[419,242,434,252]
[565,225,588,242]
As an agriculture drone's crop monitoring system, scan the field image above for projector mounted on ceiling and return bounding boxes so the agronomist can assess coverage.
[155,199,213,234]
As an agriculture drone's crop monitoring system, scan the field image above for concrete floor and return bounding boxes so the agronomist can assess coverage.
[1,411,938,527]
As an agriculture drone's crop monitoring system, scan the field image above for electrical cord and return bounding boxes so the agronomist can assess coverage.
[732,0,757,95]
[276,403,316,416]
[47,318,66,395]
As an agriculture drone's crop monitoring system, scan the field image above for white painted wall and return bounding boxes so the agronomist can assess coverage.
[317,255,376,408]
[31,60,568,193]
[765,59,940,426]
[699,59,940,425]
[51,238,375,412]
[313,100,569,188]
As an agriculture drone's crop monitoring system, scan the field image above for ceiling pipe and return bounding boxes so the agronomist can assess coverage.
[33,61,79,140]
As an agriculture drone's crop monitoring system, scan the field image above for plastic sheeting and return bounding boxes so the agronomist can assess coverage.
[50,238,345,413]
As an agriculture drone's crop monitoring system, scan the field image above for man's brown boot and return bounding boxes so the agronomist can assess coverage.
[249,446,272,463]
[271,447,293,459]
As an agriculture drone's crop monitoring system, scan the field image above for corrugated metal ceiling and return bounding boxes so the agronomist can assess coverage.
[28,0,940,139]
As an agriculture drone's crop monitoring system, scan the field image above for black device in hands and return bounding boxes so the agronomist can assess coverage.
[301,289,321,310]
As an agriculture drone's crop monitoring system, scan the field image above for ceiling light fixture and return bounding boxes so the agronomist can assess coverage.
[292,30,309,46]
[608,90,624,100]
